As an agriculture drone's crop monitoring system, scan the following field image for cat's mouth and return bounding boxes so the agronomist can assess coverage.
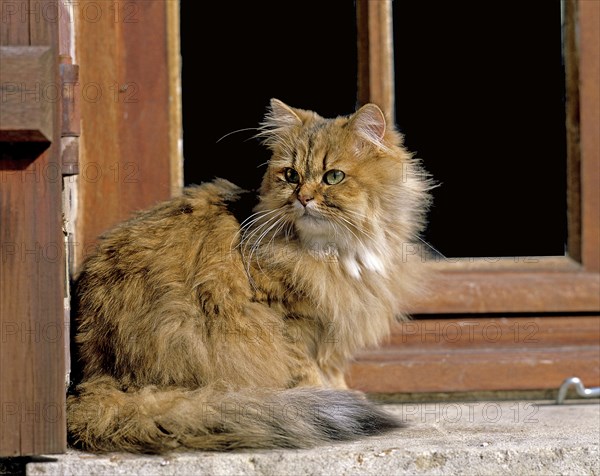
[299,207,325,221]
[291,200,322,219]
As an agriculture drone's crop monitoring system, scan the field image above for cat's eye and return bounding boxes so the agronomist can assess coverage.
[323,169,345,185]
[284,168,300,184]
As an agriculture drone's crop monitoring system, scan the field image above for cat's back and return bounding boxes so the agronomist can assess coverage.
[81,178,243,267]
[76,178,252,314]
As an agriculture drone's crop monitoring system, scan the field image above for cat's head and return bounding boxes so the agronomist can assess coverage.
[253,99,430,274]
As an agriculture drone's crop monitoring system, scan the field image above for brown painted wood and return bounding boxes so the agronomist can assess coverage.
[0,0,66,457]
[0,0,30,46]
[118,1,173,219]
[387,316,600,349]
[166,0,183,196]
[349,347,599,393]
[357,0,370,109]
[348,316,600,393]
[579,0,600,273]
[411,268,600,314]
[75,0,174,267]
[564,0,582,263]
[357,0,394,118]
[0,46,55,142]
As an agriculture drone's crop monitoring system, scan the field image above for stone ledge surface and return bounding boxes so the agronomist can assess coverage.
[26,400,600,476]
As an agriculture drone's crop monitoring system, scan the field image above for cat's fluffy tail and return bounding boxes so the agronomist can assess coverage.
[67,376,400,453]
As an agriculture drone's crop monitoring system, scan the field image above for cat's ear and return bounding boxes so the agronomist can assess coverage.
[349,103,387,146]
[265,98,303,130]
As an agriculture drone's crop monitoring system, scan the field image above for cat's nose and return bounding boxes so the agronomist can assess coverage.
[298,193,314,207]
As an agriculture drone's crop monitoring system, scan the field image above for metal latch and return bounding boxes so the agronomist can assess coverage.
[557,377,600,404]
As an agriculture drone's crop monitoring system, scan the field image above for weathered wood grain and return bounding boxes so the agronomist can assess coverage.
[75,0,175,268]
[0,46,54,143]
[348,316,600,393]
[0,0,65,457]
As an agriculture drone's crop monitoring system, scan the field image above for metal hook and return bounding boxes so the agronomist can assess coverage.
[557,377,600,404]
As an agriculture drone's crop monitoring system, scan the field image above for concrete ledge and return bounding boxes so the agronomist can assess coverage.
[26,400,600,476]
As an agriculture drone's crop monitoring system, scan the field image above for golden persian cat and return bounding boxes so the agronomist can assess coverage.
[67,99,431,453]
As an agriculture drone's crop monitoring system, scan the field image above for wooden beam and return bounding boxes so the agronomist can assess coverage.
[357,0,395,118]
[0,46,55,143]
[411,268,600,314]
[75,0,176,267]
[167,0,183,196]
[564,0,582,263]
[348,316,600,393]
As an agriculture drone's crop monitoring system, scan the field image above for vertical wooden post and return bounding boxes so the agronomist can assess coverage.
[167,0,183,197]
[564,0,582,263]
[357,0,395,119]
[75,0,179,266]
[0,0,66,456]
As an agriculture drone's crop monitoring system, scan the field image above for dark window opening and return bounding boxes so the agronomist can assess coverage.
[394,1,567,258]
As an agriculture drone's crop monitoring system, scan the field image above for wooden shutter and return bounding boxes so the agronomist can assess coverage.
[1,0,65,456]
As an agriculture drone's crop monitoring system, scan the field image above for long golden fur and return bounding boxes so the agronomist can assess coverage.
[67,100,431,453]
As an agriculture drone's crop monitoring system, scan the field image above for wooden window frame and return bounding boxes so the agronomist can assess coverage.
[73,0,182,268]
[351,0,599,394]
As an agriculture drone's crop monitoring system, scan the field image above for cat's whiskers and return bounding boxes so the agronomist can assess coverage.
[241,207,287,241]
[256,216,292,276]
[240,211,285,258]
[240,215,279,245]
[338,208,375,228]
[324,209,378,243]
[248,214,288,257]
[239,209,274,229]
[328,214,371,253]
[296,203,372,252]
[340,208,371,221]
[239,208,283,232]
[246,214,289,280]
[284,221,294,241]
[232,208,284,252]
[237,213,281,273]
[215,127,260,144]
[267,217,290,249]
[336,209,382,244]
[238,207,290,282]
